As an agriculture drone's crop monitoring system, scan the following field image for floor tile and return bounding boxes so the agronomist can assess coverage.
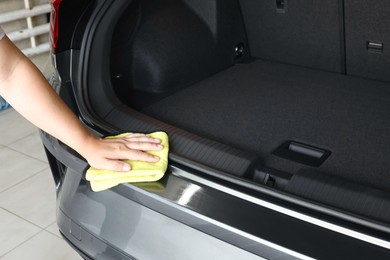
[45,222,61,238]
[0,208,40,257]
[8,131,48,163]
[1,231,83,260]
[0,147,47,192]
[0,109,37,146]
[0,169,56,229]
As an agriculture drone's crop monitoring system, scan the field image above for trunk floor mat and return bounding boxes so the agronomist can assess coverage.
[143,59,390,192]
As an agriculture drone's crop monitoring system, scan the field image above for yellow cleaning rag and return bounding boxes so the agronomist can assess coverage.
[86,131,169,192]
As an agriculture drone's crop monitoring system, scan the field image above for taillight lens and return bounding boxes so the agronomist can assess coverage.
[49,0,63,53]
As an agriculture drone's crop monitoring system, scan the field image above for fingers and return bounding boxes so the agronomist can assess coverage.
[88,149,160,172]
[126,150,160,162]
[126,142,163,151]
[105,139,162,162]
[107,133,163,152]
[90,159,131,172]
[85,133,165,172]
[89,149,160,172]
[116,133,161,144]
[105,139,163,152]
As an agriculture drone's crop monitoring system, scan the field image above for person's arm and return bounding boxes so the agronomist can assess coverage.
[0,35,162,172]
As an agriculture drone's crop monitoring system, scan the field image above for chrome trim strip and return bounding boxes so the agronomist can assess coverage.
[171,166,390,250]
[176,203,313,260]
[133,172,312,259]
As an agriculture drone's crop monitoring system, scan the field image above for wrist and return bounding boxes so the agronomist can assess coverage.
[75,132,99,160]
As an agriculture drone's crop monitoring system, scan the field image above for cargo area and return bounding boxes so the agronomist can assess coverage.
[105,0,390,223]
[142,59,390,193]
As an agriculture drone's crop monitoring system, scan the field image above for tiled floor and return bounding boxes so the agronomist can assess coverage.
[0,108,82,259]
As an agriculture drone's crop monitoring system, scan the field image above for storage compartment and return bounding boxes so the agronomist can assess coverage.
[107,0,390,225]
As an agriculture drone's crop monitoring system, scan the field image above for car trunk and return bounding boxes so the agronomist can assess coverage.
[141,59,390,192]
[85,0,390,228]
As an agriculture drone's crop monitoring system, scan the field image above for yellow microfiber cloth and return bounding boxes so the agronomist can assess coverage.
[85,131,169,192]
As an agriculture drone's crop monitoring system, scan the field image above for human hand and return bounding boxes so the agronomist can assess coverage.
[81,133,163,171]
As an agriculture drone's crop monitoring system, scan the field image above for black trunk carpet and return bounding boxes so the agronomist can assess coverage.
[143,60,390,192]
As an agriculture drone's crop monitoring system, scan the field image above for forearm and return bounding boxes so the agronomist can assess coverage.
[0,35,162,171]
[0,36,95,157]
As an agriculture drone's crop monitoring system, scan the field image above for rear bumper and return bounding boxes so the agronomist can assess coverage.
[39,129,303,259]
[52,164,304,259]
[55,171,269,260]
[40,129,390,259]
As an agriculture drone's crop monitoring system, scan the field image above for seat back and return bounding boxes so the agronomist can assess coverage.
[238,0,345,73]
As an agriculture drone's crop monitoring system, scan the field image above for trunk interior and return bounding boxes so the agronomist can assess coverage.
[142,59,390,191]
[104,0,390,226]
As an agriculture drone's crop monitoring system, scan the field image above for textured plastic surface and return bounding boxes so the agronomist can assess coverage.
[105,104,256,177]
[286,170,390,224]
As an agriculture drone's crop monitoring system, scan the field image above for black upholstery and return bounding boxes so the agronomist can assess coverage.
[345,0,390,82]
[238,0,345,73]
[143,60,390,192]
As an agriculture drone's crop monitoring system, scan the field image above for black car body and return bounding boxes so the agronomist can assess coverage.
[42,0,390,258]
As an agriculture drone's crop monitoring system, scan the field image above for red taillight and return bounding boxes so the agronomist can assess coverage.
[49,0,63,53]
